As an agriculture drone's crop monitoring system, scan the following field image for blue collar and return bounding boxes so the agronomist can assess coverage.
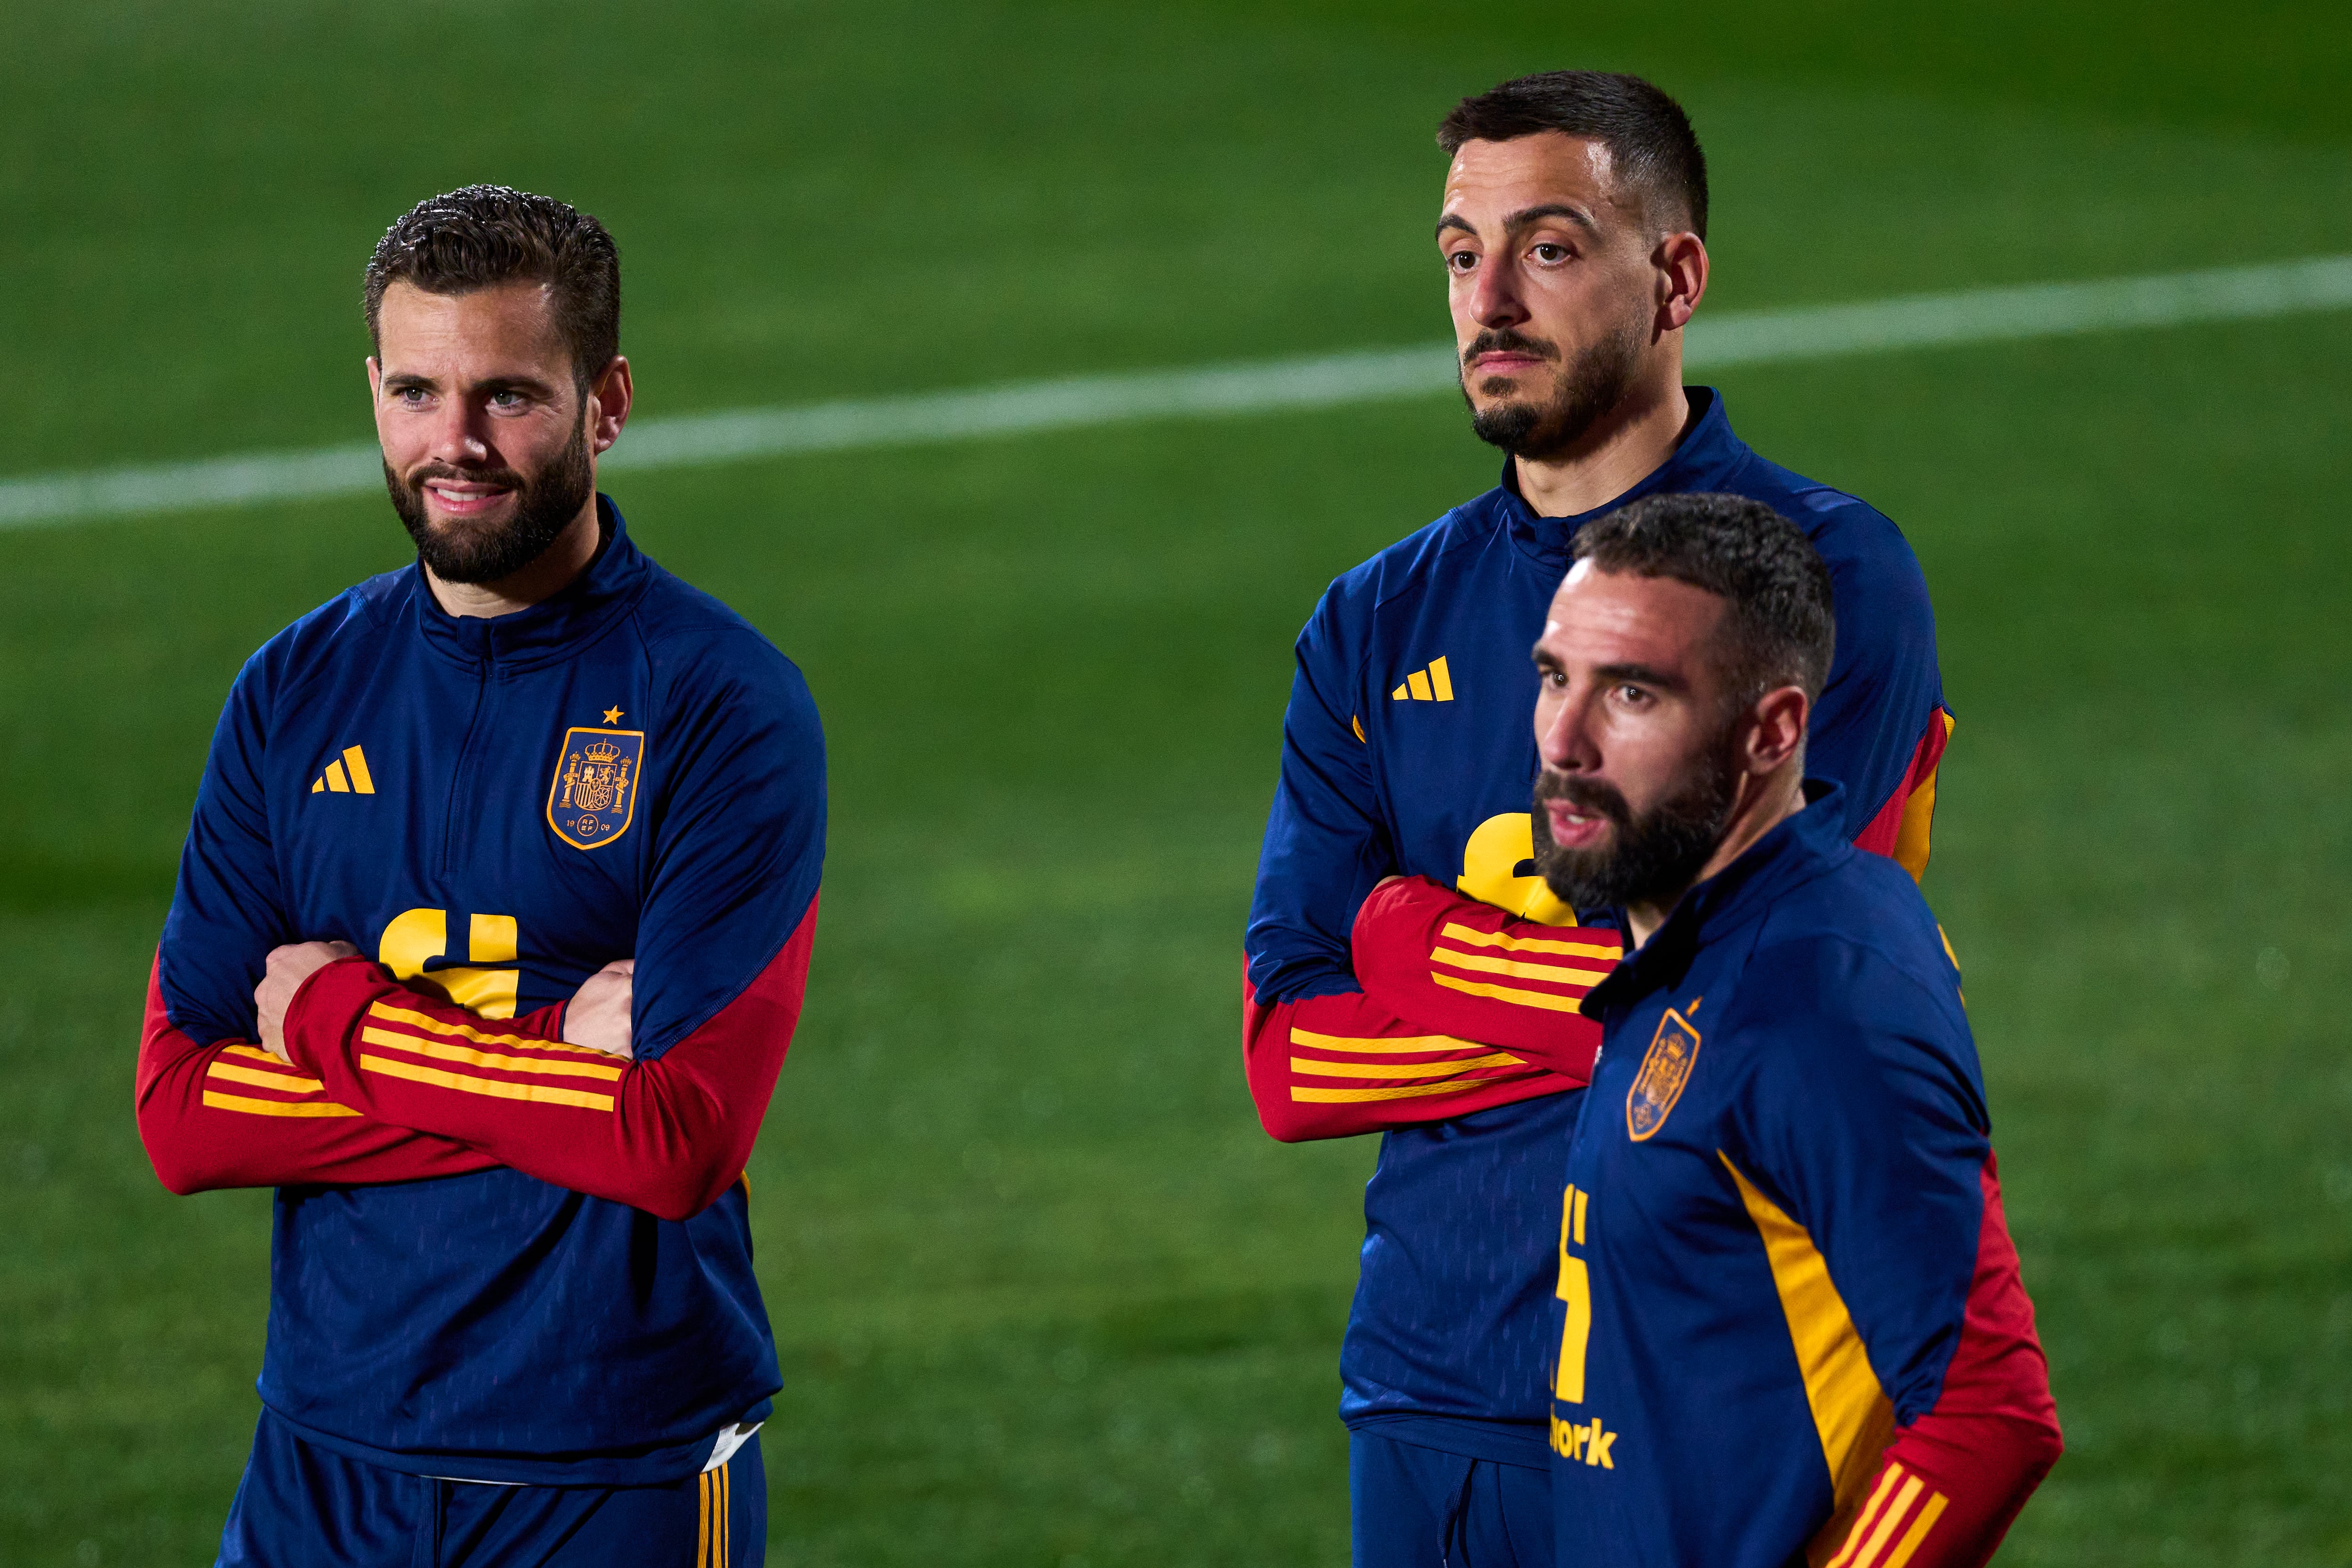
[1581,777,1853,1013]
[1494,386,1753,564]
[406,493,653,670]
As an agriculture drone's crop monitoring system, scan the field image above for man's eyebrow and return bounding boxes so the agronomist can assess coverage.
[1436,213,1477,240]
[379,371,436,390]
[1504,202,1599,236]
[1593,660,1687,691]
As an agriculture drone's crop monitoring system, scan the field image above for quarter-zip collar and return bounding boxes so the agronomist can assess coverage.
[1581,778,1852,1015]
[407,493,652,672]
[1497,386,1754,566]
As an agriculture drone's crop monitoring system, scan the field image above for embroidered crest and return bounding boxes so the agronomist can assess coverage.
[1626,1006,1701,1142]
[546,727,644,851]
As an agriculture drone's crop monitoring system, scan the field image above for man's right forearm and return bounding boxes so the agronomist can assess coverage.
[1348,876,1616,1080]
[1242,967,1586,1141]
[137,952,503,1194]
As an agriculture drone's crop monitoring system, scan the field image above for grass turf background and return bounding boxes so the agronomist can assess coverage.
[3,2,2349,1562]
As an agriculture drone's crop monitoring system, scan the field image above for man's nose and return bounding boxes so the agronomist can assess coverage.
[427,400,493,467]
[1537,691,1599,772]
[1469,257,1529,330]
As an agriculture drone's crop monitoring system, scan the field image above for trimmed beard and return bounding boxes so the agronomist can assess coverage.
[1461,310,1648,462]
[384,417,594,586]
[1531,725,1741,916]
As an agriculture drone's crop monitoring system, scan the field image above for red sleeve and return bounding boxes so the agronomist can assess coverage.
[1349,876,1616,1079]
[135,951,506,1194]
[1853,708,1953,882]
[278,898,817,1222]
[1813,1157,2063,1568]
[1243,966,1585,1143]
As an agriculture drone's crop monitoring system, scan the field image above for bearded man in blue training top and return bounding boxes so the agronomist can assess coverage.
[1244,73,1948,1565]
[136,187,823,1566]
[1528,494,2059,1567]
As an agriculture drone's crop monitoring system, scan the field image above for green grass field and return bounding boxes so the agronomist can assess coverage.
[5,2,2351,1562]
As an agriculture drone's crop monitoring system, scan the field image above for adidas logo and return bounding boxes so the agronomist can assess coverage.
[1391,656,1454,702]
[311,745,377,795]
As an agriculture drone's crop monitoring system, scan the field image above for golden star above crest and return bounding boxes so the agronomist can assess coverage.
[602,706,624,724]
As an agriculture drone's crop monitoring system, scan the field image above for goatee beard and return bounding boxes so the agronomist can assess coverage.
[1531,738,1740,916]
[1462,312,1647,462]
[385,419,594,586]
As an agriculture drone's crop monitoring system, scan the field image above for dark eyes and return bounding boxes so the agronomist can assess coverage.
[1446,243,1572,271]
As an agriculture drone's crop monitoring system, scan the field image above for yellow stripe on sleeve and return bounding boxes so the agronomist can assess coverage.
[1439,922,1620,961]
[1432,973,1591,1012]
[697,1470,711,1567]
[206,1059,329,1095]
[1844,1474,1924,1568]
[1289,1051,1522,1080]
[1822,1464,1907,1568]
[1292,1078,1514,1103]
[358,1054,615,1111]
[202,1090,360,1118]
[1879,1488,1949,1568]
[1429,944,1612,987]
[366,1001,613,1057]
[1720,1153,1895,1526]
[1288,1027,1486,1055]
[358,1025,626,1080]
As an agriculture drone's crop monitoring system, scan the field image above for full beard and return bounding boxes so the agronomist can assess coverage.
[1531,732,1741,916]
[385,418,594,586]
[1462,310,1648,462]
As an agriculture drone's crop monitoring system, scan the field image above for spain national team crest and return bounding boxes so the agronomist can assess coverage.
[1626,1007,1702,1142]
[547,727,645,851]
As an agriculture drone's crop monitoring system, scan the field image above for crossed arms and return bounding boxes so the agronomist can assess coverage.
[136,904,817,1222]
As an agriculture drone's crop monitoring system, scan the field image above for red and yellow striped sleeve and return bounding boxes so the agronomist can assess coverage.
[1347,876,1618,1077]
[278,897,816,1221]
[135,952,504,1194]
[1808,1159,2063,1568]
[1242,972,1583,1142]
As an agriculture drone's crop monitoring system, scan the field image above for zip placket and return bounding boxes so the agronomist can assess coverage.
[439,626,496,878]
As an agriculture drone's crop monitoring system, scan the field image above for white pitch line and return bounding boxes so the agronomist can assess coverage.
[5,254,2349,532]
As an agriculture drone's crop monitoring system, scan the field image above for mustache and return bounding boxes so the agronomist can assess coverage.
[400,461,529,493]
[1534,768,1630,827]
[1462,328,1560,369]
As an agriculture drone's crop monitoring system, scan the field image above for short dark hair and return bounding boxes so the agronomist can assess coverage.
[1437,71,1708,242]
[1570,493,1834,702]
[363,185,620,394]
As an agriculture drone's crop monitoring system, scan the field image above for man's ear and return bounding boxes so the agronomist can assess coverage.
[1744,685,1809,775]
[585,355,633,456]
[1655,231,1708,333]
